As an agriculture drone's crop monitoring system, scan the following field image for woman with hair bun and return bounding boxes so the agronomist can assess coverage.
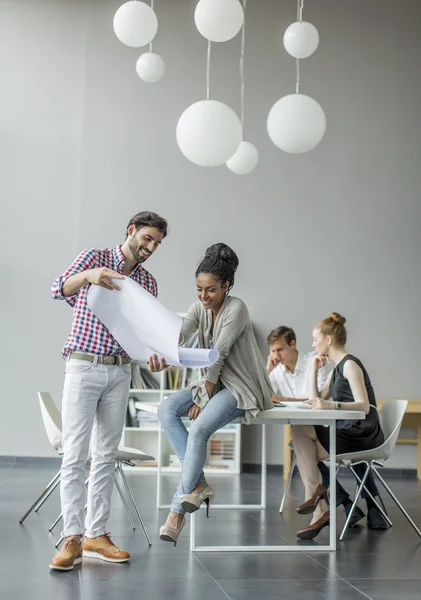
[291,312,386,540]
[149,243,273,545]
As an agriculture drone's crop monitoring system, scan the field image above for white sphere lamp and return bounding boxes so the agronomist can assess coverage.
[226,141,259,175]
[194,0,244,43]
[267,93,326,154]
[113,1,158,48]
[176,100,242,167]
[136,52,165,83]
[283,21,319,59]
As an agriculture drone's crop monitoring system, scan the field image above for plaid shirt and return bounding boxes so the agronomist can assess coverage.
[52,245,158,359]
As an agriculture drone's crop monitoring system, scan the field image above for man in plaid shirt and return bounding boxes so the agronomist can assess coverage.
[49,211,168,571]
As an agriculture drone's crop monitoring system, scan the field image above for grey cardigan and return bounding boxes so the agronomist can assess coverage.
[180,295,274,424]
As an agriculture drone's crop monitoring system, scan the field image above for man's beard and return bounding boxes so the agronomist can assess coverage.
[128,238,150,264]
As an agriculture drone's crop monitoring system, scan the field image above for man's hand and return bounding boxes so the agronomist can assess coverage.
[267,355,279,374]
[272,395,288,404]
[188,405,201,420]
[85,267,124,291]
[148,354,168,372]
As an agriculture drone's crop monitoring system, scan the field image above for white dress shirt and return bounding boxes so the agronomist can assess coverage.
[269,351,331,399]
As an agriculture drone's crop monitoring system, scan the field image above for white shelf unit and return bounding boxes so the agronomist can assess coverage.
[122,363,242,475]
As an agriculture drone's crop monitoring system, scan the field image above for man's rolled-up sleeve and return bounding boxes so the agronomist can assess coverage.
[51,248,96,307]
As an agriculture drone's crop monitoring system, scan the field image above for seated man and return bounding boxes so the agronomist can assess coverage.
[267,326,388,530]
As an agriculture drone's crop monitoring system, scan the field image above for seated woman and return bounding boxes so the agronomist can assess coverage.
[149,243,273,545]
[292,312,385,540]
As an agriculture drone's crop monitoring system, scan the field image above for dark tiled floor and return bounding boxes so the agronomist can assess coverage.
[2,463,421,599]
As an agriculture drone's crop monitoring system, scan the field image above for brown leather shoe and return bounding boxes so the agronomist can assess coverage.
[297,511,330,540]
[296,484,328,515]
[49,536,82,571]
[83,533,130,563]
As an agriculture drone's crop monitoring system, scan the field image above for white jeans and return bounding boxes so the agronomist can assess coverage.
[60,358,131,538]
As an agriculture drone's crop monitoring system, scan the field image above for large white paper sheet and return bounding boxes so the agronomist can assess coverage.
[87,277,218,368]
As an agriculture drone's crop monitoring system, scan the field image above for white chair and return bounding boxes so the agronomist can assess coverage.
[19,393,63,524]
[20,392,154,547]
[337,399,421,540]
[279,441,296,513]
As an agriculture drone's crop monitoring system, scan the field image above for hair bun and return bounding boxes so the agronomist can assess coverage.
[205,243,239,270]
[330,312,346,326]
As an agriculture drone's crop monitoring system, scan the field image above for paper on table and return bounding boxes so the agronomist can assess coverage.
[87,277,219,368]
[282,401,312,410]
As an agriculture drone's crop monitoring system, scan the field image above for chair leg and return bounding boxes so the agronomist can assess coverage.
[49,512,63,533]
[349,464,392,526]
[34,477,61,513]
[340,462,371,541]
[49,475,90,533]
[117,462,152,546]
[113,470,137,531]
[279,451,296,514]
[19,470,61,524]
[376,489,388,515]
[372,465,421,538]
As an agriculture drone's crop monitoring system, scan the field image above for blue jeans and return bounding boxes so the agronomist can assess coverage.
[158,387,245,514]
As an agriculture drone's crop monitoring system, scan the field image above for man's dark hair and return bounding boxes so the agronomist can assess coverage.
[267,326,296,346]
[126,211,168,239]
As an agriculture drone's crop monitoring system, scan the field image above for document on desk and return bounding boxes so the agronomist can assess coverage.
[87,277,219,368]
[277,401,312,410]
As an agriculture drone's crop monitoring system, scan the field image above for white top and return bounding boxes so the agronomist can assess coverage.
[269,351,332,399]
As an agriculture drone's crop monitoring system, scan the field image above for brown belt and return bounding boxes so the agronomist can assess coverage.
[69,352,131,366]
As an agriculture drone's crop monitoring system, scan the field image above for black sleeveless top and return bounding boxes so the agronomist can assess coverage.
[329,355,384,451]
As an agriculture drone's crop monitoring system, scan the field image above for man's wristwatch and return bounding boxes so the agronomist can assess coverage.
[336,402,343,410]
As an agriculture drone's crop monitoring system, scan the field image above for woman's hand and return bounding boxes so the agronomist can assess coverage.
[306,398,335,410]
[188,405,201,420]
[313,354,328,371]
[148,354,168,372]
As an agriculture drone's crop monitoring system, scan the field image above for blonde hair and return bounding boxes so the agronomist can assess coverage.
[316,312,347,346]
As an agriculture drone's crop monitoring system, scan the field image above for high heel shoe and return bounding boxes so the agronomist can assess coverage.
[180,485,215,517]
[296,511,330,540]
[296,484,328,515]
[159,516,185,546]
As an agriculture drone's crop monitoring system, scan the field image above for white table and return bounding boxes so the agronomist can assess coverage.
[135,401,365,553]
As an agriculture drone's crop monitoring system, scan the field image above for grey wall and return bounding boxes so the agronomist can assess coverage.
[1,0,420,466]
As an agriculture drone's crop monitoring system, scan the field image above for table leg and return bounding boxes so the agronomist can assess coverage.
[283,425,292,480]
[191,420,338,552]
[190,510,196,551]
[417,418,421,481]
[156,423,162,508]
[261,424,267,508]
[329,420,336,550]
